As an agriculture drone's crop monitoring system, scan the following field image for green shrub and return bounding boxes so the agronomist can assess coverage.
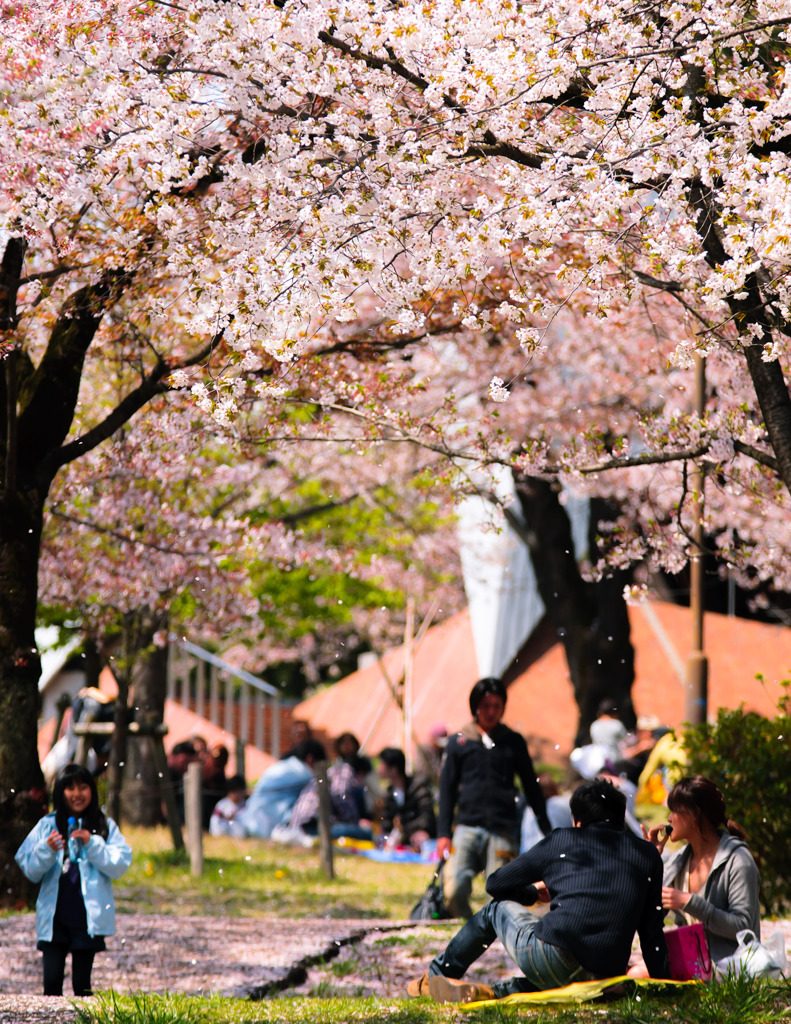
[682,681,791,915]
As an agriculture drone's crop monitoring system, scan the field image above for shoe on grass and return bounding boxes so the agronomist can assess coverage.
[428,974,495,1003]
[406,971,431,997]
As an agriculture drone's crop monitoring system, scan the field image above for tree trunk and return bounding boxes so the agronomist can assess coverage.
[0,488,48,909]
[583,496,636,736]
[511,473,635,745]
[122,611,169,826]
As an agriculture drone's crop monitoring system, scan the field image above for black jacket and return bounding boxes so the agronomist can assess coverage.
[437,721,550,838]
[486,823,669,978]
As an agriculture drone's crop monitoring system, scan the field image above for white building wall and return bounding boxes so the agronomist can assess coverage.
[457,471,589,678]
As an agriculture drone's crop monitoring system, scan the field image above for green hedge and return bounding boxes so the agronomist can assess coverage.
[682,681,791,916]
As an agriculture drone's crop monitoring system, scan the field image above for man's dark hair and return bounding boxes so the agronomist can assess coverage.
[290,739,327,764]
[468,677,507,716]
[569,778,627,828]
[379,746,406,776]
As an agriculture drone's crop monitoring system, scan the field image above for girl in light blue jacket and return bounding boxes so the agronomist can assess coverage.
[15,763,132,996]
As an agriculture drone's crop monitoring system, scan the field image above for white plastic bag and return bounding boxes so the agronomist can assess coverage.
[714,929,788,980]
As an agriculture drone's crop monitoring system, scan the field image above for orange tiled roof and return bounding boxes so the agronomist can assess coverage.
[294,601,791,764]
[295,609,480,759]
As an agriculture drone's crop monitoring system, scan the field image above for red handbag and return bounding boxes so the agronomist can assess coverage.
[664,923,713,981]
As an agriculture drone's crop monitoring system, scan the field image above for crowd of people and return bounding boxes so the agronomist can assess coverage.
[405,682,764,1002]
[162,679,764,1003]
[230,723,438,850]
[15,676,767,1002]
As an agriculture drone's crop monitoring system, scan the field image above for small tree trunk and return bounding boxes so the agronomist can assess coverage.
[185,761,203,876]
[105,670,130,826]
[122,611,169,826]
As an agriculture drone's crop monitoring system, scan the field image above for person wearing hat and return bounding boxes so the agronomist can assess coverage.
[436,677,551,919]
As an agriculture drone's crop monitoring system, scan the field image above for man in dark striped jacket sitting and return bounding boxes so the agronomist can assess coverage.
[408,777,668,1001]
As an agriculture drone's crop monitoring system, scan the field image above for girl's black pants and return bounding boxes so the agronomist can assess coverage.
[41,943,95,996]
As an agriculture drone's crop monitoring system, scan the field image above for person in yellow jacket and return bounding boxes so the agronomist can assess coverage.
[634,730,687,823]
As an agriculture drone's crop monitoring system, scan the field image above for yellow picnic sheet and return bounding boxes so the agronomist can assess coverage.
[463,975,697,1007]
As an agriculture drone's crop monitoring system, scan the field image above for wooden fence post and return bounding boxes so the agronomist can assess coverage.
[235,736,246,783]
[315,760,334,879]
[184,761,203,876]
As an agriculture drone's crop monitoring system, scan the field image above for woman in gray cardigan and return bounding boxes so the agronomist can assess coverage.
[653,775,761,963]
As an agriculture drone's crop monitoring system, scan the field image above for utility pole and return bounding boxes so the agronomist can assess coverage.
[684,355,708,725]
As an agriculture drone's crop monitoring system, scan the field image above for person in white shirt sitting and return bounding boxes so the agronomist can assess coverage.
[209,775,248,837]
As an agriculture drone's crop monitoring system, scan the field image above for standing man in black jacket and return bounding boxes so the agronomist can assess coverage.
[408,777,668,1001]
[437,677,551,919]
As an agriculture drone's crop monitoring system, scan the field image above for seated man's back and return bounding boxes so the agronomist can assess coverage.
[487,821,666,978]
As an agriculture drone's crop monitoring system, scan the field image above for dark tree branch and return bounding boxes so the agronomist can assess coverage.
[733,438,778,471]
[574,445,710,473]
[574,438,779,475]
[630,269,683,293]
[741,336,791,491]
[17,274,127,472]
[0,237,28,332]
[49,508,215,558]
[44,333,221,476]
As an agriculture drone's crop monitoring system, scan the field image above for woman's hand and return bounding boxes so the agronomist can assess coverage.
[641,823,670,853]
[661,886,691,911]
[46,829,65,852]
[71,828,91,845]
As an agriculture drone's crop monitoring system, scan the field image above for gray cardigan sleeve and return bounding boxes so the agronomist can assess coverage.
[683,846,761,942]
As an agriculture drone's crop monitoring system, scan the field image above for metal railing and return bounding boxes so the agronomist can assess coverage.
[167,636,281,758]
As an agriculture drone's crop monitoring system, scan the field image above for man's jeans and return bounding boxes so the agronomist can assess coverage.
[429,900,595,997]
[444,824,518,919]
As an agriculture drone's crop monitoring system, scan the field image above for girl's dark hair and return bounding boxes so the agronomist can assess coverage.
[335,732,360,758]
[667,775,748,842]
[52,763,109,840]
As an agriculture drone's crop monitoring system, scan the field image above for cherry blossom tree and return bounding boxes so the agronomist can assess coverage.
[38,394,464,817]
[4,0,791,900]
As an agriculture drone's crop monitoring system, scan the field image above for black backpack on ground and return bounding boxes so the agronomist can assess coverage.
[409,860,452,921]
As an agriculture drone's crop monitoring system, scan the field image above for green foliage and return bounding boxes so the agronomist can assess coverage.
[682,683,791,915]
[253,563,399,635]
[74,992,211,1024]
[681,972,791,1024]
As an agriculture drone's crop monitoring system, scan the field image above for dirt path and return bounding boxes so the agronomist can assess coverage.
[0,912,511,1021]
[2,913,789,1022]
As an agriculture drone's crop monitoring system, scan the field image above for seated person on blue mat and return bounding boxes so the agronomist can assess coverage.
[378,746,436,852]
[407,777,669,1002]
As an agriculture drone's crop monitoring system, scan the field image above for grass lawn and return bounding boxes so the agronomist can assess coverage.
[76,828,791,1023]
[115,826,437,919]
